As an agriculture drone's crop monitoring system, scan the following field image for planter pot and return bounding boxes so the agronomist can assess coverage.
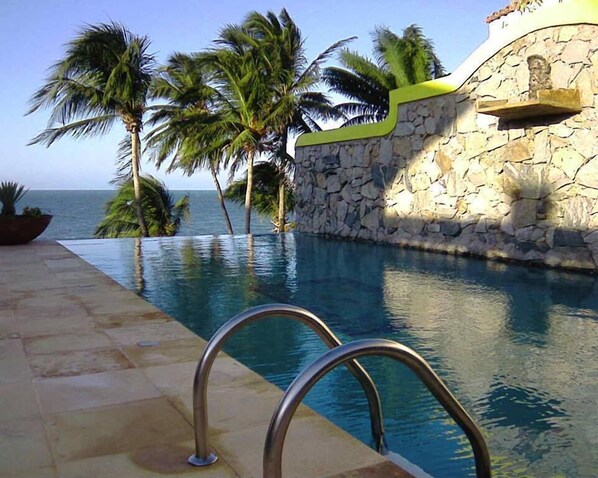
[0,215,53,245]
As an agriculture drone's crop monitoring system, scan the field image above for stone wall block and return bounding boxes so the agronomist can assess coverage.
[382,209,400,229]
[562,40,590,64]
[569,132,597,159]
[379,138,393,165]
[552,148,585,179]
[316,173,327,189]
[456,102,477,133]
[577,159,598,189]
[362,208,381,231]
[327,174,341,194]
[440,221,461,236]
[511,199,538,229]
[561,196,593,229]
[361,181,379,200]
[435,151,453,175]
[393,137,412,157]
[396,122,416,137]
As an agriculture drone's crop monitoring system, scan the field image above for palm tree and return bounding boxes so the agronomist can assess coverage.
[28,22,156,236]
[240,9,350,232]
[323,25,445,126]
[224,162,294,232]
[94,175,189,238]
[146,53,235,234]
[514,0,544,10]
[195,25,282,235]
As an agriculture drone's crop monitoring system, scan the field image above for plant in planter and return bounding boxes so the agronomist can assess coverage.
[0,181,52,245]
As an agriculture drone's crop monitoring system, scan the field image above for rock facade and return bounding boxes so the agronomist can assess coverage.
[295,24,598,272]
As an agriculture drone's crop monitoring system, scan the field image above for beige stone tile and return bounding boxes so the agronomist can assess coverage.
[0,339,32,385]
[324,461,413,478]
[36,245,72,260]
[14,302,88,321]
[0,311,18,340]
[0,285,20,309]
[7,279,64,293]
[82,297,163,316]
[24,331,111,355]
[142,361,197,398]
[212,415,386,478]
[53,271,97,282]
[104,321,195,346]
[77,288,140,305]
[44,258,84,271]
[59,276,118,289]
[45,398,192,462]
[13,293,74,310]
[209,355,264,382]
[0,466,58,478]
[19,314,95,338]
[58,442,238,478]
[30,348,133,378]
[1,263,51,274]
[169,373,316,437]
[0,381,40,421]
[122,337,205,368]
[0,417,53,474]
[91,310,170,330]
[35,369,162,414]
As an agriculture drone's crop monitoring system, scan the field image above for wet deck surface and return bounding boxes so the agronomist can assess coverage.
[0,241,411,478]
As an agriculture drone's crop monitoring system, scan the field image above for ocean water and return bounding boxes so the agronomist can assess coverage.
[20,190,272,240]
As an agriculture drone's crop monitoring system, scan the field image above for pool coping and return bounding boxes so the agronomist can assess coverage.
[0,240,412,478]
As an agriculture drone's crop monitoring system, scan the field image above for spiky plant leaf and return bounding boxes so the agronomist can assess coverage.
[0,181,28,216]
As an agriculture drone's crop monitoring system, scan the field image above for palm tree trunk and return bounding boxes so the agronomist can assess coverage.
[210,165,234,235]
[277,129,288,233]
[131,130,149,237]
[244,149,255,234]
[277,179,285,233]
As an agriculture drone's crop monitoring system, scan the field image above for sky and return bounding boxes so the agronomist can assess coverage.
[0,0,508,190]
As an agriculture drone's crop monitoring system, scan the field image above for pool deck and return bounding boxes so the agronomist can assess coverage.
[0,241,411,478]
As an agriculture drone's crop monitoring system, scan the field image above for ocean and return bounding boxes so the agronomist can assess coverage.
[21,190,273,240]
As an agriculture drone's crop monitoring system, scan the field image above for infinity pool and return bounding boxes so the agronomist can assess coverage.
[63,233,598,477]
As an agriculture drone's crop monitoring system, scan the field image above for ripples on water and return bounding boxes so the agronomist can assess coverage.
[63,234,598,478]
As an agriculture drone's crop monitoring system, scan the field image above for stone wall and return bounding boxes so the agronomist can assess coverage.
[294,24,598,272]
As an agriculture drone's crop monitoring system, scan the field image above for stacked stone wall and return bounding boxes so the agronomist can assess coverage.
[295,24,598,272]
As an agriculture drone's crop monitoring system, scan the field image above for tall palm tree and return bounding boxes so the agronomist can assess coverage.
[323,25,445,126]
[28,22,155,236]
[224,162,294,232]
[146,53,235,234]
[240,9,350,231]
[196,25,283,235]
[94,175,189,238]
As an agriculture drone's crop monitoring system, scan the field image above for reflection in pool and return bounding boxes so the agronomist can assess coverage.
[63,233,598,477]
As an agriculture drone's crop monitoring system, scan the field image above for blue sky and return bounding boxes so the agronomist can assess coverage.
[0,0,506,190]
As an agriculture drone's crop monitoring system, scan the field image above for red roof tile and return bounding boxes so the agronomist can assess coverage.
[485,4,517,23]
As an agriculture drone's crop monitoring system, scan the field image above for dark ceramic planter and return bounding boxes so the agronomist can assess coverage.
[0,215,53,245]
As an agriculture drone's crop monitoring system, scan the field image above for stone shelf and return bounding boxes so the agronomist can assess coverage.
[476,89,582,120]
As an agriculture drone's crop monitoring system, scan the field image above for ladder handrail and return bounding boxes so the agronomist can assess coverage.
[263,338,492,478]
[188,304,386,467]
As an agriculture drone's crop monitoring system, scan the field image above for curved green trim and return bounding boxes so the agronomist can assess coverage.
[297,0,598,147]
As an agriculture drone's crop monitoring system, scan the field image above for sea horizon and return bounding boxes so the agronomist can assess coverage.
[21,190,272,241]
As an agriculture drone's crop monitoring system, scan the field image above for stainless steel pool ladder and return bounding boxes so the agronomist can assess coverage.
[187,303,386,467]
[263,338,492,478]
[188,304,492,478]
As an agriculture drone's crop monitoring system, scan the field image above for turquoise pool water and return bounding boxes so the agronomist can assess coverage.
[63,233,598,477]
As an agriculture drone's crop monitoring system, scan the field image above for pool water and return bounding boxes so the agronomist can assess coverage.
[63,233,598,478]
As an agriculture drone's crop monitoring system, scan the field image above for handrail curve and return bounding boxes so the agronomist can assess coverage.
[263,338,492,478]
[188,304,385,467]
